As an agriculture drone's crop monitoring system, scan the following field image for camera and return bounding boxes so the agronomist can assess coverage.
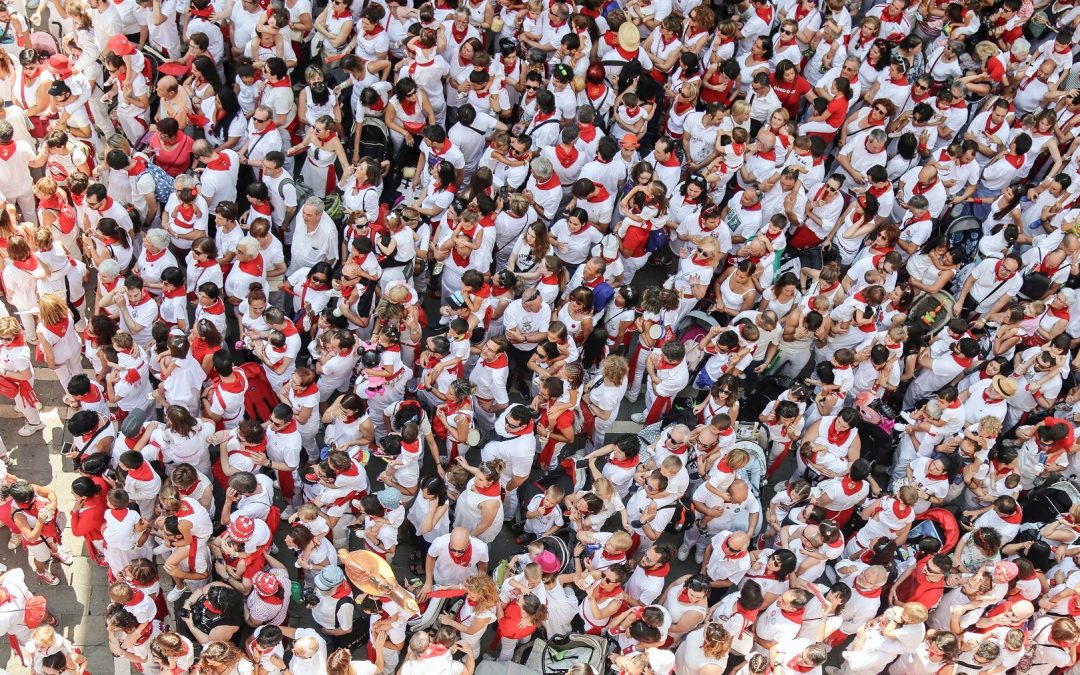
[302,589,319,606]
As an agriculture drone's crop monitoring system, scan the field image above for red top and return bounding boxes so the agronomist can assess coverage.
[498,601,539,640]
[985,58,1006,83]
[825,97,850,128]
[894,558,945,609]
[149,132,195,177]
[771,73,812,118]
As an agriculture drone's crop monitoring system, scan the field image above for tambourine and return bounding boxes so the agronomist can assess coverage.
[467,428,482,446]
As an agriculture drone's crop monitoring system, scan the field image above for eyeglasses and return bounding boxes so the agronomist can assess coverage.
[874,107,889,114]
[525,85,539,91]
[253,116,270,123]
[780,28,794,35]
[312,276,328,283]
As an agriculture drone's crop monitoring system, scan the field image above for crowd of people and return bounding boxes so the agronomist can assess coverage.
[0,0,1078,669]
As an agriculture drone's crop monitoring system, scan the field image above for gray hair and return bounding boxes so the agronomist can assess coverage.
[253,104,273,120]
[144,228,170,250]
[804,643,829,665]
[843,56,860,68]
[99,258,121,278]
[531,157,554,182]
[174,173,198,189]
[1011,38,1030,58]
[908,194,930,210]
[303,196,325,213]
[868,128,888,143]
[237,236,261,257]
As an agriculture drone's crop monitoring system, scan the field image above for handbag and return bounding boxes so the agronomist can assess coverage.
[1019,271,1053,300]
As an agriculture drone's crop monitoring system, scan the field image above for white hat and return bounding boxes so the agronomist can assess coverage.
[646,648,675,675]
[596,233,619,261]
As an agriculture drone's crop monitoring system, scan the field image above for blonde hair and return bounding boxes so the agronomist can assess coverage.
[901,602,929,624]
[523,562,543,582]
[463,574,500,613]
[34,176,58,197]
[31,625,56,647]
[34,224,54,251]
[978,416,1003,438]
[730,100,750,118]
[0,316,22,339]
[607,531,633,552]
[37,293,70,327]
[593,477,615,500]
[601,355,629,385]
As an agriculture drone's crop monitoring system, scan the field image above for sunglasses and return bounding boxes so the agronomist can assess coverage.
[253,116,270,123]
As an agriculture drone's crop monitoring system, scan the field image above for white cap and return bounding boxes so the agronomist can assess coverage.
[646,648,676,675]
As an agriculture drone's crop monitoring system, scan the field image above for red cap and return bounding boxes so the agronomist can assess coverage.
[107,35,136,56]
[46,54,72,77]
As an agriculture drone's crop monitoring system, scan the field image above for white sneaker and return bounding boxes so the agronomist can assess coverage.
[52,549,73,566]
[17,423,43,437]
[893,423,907,432]
[695,547,706,564]
[37,571,60,586]
[166,586,185,603]
[281,505,298,521]
[900,411,916,424]
[625,394,639,404]
[630,413,646,424]
[7,534,20,550]
[677,544,691,561]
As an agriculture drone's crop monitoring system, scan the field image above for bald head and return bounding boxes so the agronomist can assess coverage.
[449,526,470,549]
[727,531,750,551]
[729,480,748,502]
[757,129,776,149]
[918,164,938,183]
[858,565,888,589]
[1011,600,1035,620]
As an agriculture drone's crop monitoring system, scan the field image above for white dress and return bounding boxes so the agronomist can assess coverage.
[453,480,504,543]
[675,627,729,675]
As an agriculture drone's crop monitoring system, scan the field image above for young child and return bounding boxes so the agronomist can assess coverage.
[762,478,811,544]
[520,485,566,543]
[760,399,806,478]
[499,561,548,606]
[612,92,649,142]
[119,451,162,519]
[581,531,634,569]
[64,373,109,416]
[287,503,331,546]
[495,594,547,662]
[234,60,264,117]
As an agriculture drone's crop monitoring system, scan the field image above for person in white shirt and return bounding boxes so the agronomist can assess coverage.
[833,128,888,193]
[288,197,340,275]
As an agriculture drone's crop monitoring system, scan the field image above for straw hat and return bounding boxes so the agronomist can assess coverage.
[617,22,640,51]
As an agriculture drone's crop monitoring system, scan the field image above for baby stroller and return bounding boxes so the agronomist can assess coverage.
[516,633,615,675]
[905,291,955,337]
[492,535,573,588]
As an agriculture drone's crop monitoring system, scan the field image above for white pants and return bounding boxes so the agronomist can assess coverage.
[117,111,149,145]
[497,637,520,662]
[14,390,40,426]
[368,378,406,438]
[53,350,84,394]
[7,190,37,226]
[620,253,650,284]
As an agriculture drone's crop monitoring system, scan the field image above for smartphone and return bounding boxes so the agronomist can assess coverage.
[60,442,73,457]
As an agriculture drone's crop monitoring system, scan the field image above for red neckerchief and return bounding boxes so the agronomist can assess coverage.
[841,476,862,495]
[127,156,148,177]
[579,123,597,143]
[536,173,561,190]
[643,562,670,577]
[1003,154,1025,169]
[609,454,637,469]
[204,153,231,171]
[144,246,168,263]
[780,607,806,623]
[586,82,607,102]
[0,141,16,161]
[657,357,682,371]
[912,179,938,195]
[11,256,37,273]
[268,76,291,89]
[127,462,155,481]
[984,114,1003,135]
[194,258,217,269]
[201,298,225,315]
[827,418,852,446]
[364,23,384,36]
[331,581,352,599]
[999,507,1023,524]
[555,144,579,168]
[787,656,815,673]
[1050,305,1070,321]
[451,22,469,43]
[855,583,883,598]
[757,147,777,161]
[238,254,264,277]
[276,419,298,434]
[891,499,912,520]
[475,480,501,497]
[952,353,973,367]
[43,318,68,339]
[754,4,773,23]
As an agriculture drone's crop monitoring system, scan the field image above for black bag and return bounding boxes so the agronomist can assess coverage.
[1018,271,1053,301]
